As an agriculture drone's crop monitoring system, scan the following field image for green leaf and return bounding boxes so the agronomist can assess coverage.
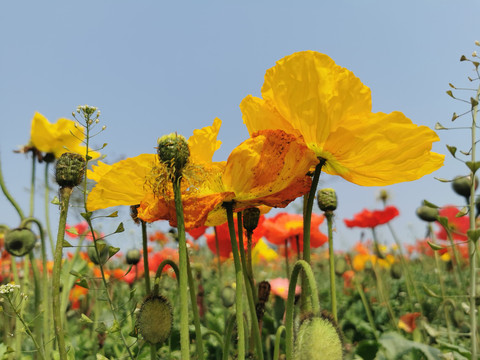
[69,270,83,277]
[461,150,472,156]
[114,222,125,234]
[51,196,60,205]
[80,314,93,324]
[434,177,452,183]
[107,211,118,218]
[467,228,480,243]
[436,339,472,359]
[423,200,440,208]
[95,242,106,253]
[446,145,457,158]
[81,212,92,221]
[427,241,445,251]
[423,284,441,298]
[466,161,480,174]
[471,96,479,107]
[95,322,107,333]
[434,122,447,130]
[108,246,120,258]
[378,331,443,360]
[66,227,78,235]
[449,83,456,89]
[452,112,458,121]
[109,320,121,333]
[456,207,468,217]
[460,55,467,61]
[76,279,89,289]
[437,216,450,228]
[96,354,109,360]
[473,61,479,70]
[446,90,455,98]
[62,240,73,247]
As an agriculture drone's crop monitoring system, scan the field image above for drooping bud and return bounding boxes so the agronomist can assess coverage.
[137,294,173,344]
[221,285,236,308]
[157,133,190,177]
[5,228,36,257]
[452,175,478,199]
[317,188,337,212]
[415,206,439,222]
[55,153,86,188]
[87,239,110,265]
[126,249,141,265]
[294,312,344,360]
[243,207,261,233]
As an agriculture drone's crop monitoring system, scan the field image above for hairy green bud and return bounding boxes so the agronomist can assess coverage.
[157,133,190,176]
[5,228,36,257]
[137,295,173,344]
[317,188,337,212]
[55,153,86,188]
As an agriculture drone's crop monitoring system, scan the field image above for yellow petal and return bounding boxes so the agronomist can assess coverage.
[188,117,222,163]
[30,112,100,159]
[223,129,318,209]
[86,154,157,211]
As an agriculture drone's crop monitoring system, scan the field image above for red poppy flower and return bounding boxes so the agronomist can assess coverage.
[344,206,399,228]
[65,221,103,240]
[261,212,327,251]
[205,217,263,259]
[148,230,169,245]
[398,312,421,333]
[436,205,469,241]
[269,277,301,300]
[187,226,208,240]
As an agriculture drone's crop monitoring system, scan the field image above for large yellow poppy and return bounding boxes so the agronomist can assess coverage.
[240,51,444,186]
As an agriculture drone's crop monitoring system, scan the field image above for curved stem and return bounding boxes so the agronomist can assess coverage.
[0,155,25,220]
[285,260,320,360]
[273,325,286,360]
[224,202,245,360]
[52,187,72,360]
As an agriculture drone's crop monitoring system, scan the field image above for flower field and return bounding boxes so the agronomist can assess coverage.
[1,48,479,359]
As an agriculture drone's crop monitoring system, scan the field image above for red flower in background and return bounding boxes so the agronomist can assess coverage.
[188,226,208,240]
[344,206,399,228]
[149,230,169,245]
[261,212,327,251]
[436,205,469,241]
[398,312,421,333]
[206,217,263,259]
[65,221,103,240]
[269,277,301,300]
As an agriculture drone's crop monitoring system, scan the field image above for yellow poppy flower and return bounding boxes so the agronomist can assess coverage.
[30,112,100,159]
[138,128,318,228]
[240,51,444,186]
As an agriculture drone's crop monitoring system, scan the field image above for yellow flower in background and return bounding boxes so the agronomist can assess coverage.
[30,112,100,159]
[251,238,278,264]
[241,51,444,186]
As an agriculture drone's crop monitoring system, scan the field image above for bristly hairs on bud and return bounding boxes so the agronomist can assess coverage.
[55,153,86,189]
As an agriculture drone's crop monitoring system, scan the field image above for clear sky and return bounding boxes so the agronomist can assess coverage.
[1,1,479,252]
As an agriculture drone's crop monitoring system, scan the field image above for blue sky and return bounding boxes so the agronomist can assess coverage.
[1,1,479,252]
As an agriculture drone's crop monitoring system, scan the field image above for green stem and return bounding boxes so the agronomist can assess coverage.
[186,253,205,360]
[222,314,236,360]
[52,186,72,360]
[353,273,379,341]
[30,152,36,217]
[44,163,55,256]
[224,202,245,360]
[141,221,151,295]
[0,155,25,220]
[273,325,286,360]
[284,239,290,278]
[237,212,263,359]
[325,212,337,323]
[172,176,191,360]
[468,80,480,359]
[285,260,320,360]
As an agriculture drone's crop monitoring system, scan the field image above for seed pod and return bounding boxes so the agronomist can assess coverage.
[317,188,337,212]
[55,153,86,188]
[415,205,439,222]
[126,249,141,265]
[221,285,236,308]
[137,295,173,344]
[87,240,109,265]
[294,312,343,360]
[452,175,478,198]
[5,228,36,257]
[243,207,261,232]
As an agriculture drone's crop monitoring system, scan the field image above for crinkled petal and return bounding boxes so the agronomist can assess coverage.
[223,129,318,209]
[86,154,156,211]
[30,112,100,159]
[188,117,222,163]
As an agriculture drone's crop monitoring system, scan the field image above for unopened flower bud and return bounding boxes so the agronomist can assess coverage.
[5,228,36,257]
[126,249,141,265]
[475,40,480,46]
[317,188,337,212]
[294,313,343,360]
[157,133,190,176]
[137,295,173,344]
[473,51,478,57]
[55,153,85,188]
[415,205,439,222]
[243,207,261,232]
[221,285,236,308]
[452,175,478,199]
